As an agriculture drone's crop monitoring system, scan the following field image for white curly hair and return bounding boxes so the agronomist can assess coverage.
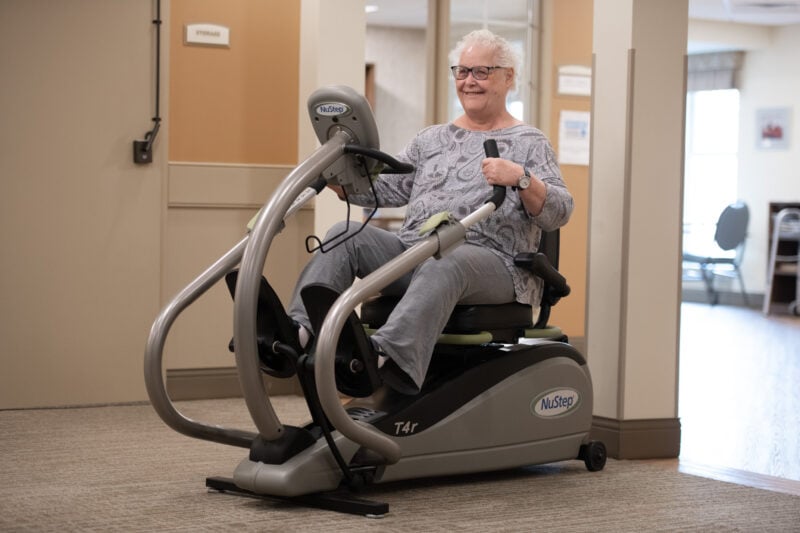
[448,29,521,91]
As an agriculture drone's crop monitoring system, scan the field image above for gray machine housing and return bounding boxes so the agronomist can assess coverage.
[233,343,594,497]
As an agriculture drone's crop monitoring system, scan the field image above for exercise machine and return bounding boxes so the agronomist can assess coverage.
[144,85,605,517]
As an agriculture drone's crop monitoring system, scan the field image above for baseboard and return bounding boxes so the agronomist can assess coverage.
[591,416,681,459]
[166,367,300,401]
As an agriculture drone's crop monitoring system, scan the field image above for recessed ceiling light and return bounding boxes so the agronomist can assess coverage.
[365,5,379,14]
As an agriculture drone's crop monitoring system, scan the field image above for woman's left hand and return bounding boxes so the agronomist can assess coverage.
[481,157,524,187]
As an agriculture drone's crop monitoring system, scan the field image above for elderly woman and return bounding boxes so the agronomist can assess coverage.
[287,29,573,394]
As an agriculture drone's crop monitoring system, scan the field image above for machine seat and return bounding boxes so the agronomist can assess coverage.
[360,230,569,345]
[361,295,532,337]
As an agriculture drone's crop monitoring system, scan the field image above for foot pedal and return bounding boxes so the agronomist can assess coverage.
[301,283,381,397]
[226,270,301,378]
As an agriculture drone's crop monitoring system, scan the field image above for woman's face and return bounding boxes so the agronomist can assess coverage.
[455,44,513,120]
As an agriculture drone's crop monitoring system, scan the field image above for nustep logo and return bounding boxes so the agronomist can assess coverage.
[531,388,580,418]
[315,102,351,117]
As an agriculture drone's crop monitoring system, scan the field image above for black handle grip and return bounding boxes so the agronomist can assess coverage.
[309,174,328,193]
[343,144,415,174]
[483,139,500,158]
[483,139,506,208]
[514,252,571,298]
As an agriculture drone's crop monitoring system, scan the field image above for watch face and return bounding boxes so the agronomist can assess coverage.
[518,175,531,190]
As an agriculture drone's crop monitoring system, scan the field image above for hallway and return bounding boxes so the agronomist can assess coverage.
[678,302,800,482]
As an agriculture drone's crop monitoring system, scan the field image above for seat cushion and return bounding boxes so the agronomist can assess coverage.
[360,295,533,333]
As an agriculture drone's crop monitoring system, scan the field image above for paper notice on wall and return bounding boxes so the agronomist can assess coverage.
[557,65,592,96]
[558,110,591,166]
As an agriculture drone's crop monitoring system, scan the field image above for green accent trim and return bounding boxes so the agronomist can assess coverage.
[246,208,262,231]
[364,326,492,345]
[437,331,493,345]
[524,326,563,338]
[370,162,386,180]
[418,211,453,236]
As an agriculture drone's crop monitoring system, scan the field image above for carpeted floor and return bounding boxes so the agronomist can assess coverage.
[2,397,799,532]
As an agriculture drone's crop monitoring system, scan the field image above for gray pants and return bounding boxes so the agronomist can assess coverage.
[287,221,515,393]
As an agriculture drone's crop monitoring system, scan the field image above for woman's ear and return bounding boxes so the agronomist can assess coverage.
[506,68,515,87]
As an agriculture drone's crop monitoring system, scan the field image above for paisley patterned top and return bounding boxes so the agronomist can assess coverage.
[351,122,573,306]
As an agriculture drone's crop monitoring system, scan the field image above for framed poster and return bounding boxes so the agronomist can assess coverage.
[756,107,791,150]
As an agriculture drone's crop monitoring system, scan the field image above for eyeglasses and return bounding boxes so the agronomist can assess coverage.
[450,65,505,81]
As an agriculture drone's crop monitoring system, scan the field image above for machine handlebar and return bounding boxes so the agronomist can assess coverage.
[483,139,506,209]
[342,145,414,174]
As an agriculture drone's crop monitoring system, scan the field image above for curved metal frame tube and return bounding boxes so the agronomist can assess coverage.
[144,237,256,448]
[144,140,342,447]
[234,130,351,440]
[314,239,441,463]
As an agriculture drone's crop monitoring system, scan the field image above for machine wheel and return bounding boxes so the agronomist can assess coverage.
[789,301,799,317]
[579,440,607,472]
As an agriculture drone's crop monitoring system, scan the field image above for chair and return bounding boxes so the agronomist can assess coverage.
[682,202,750,306]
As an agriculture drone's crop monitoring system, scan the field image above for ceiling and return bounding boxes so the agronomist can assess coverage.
[365,0,800,29]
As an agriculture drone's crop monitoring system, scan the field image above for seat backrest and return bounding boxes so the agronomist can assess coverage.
[715,202,749,251]
[538,229,560,271]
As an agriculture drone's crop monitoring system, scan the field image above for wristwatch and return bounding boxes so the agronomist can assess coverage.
[517,171,531,190]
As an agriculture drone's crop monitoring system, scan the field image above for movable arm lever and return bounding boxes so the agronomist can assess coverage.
[483,139,506,208]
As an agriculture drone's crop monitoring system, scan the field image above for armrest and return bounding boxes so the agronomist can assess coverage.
[514,252,571,300]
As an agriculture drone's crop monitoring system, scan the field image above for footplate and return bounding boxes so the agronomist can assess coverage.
[205,476,389,517]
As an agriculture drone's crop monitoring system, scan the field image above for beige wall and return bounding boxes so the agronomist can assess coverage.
[0,1,166,408]
[0,0,310,408]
